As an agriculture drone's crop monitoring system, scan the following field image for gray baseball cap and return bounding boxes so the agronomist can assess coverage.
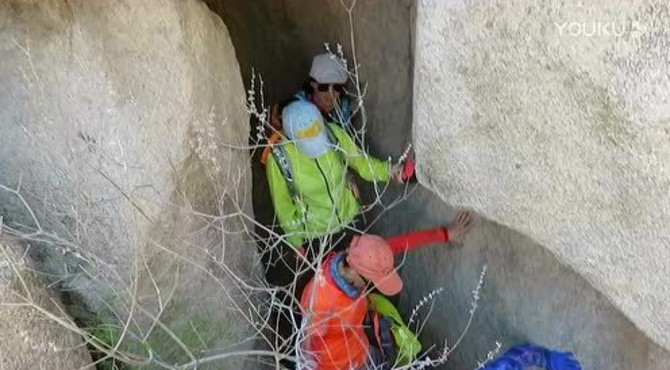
[309,53,348,84]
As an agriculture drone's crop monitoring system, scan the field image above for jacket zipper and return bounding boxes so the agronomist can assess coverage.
[315,158,343,225]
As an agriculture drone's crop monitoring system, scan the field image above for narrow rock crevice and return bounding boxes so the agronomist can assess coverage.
[206,1,670,369]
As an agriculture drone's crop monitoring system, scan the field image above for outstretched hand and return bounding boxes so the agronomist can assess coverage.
[449,211,476,245]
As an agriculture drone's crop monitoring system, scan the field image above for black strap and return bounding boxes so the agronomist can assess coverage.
[271,144,299,202]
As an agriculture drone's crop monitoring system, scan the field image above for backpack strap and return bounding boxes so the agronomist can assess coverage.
[368,293,421,365]
[373,312,395,360]
[260,96,301,166]
[271,143,299,202]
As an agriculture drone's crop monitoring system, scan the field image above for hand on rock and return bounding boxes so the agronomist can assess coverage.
[449,211,476,245]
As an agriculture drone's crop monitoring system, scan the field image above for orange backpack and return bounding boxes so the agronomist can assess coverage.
[260,104,284,165]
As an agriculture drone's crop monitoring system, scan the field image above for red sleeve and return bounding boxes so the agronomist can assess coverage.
[386,227,450,255]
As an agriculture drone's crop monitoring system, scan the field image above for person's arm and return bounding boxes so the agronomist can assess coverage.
[386,227,449,255]
[386,211,477,255]
[266,154,305,250]
[328,124,391,182]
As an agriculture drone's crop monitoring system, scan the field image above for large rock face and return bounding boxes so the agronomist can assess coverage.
[0,237,93,370]
[0,0,257,368]
[5,0,667,368]
[380,188,670,370]
[413,0,670,362]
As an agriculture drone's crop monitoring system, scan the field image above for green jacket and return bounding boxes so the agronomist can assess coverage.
[267,123,390,249]
[368,293,421,365]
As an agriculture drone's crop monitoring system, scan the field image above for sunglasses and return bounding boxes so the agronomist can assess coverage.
[316,83,345,94]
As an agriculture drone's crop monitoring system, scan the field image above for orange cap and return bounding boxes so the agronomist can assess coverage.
[346,235,402,296]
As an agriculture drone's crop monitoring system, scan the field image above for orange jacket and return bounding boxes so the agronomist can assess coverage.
[301,254,369,370]
[299,227,450,369]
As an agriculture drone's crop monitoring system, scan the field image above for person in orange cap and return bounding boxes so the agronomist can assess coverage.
[299,211,476,370]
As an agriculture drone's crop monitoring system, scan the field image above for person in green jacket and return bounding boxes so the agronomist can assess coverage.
[267,100,414,256]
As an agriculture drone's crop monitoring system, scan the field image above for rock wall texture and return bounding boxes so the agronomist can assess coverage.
[412,0,670,365]
[0,0,257,368]
[374,187,670,370]
[0,237,93,370]
[4,0,667,368]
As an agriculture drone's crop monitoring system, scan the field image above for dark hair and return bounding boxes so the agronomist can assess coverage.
[341,252,350,268]
[302,77,317,95]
